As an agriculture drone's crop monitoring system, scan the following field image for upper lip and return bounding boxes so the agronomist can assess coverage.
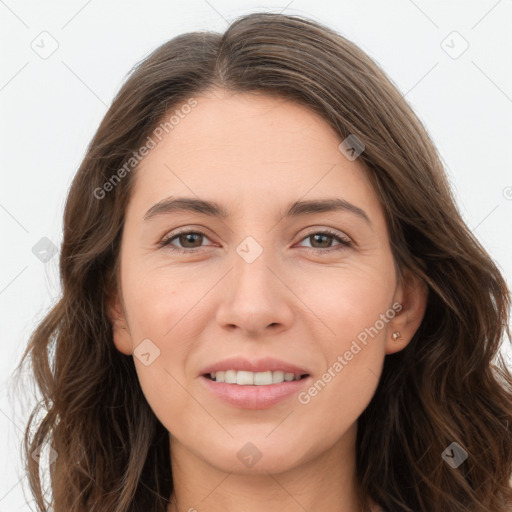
[200,357,310,376]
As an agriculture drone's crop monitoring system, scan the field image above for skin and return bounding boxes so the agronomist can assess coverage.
[109,89,427,512]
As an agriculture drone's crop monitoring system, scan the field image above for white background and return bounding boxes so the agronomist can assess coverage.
[1,0,511,509]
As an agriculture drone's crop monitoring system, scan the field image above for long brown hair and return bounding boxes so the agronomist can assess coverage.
[12,12,512,512]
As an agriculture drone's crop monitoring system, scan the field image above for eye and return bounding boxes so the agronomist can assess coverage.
[296,229,352,253]
[159,227,352,255]
[159,230,212,254]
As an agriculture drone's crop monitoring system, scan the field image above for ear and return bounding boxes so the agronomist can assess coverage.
[107,289,133,356]
[386,270,428,355]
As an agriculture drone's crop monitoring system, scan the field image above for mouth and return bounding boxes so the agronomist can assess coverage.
[200,370,312,409]
[203,370,310,385]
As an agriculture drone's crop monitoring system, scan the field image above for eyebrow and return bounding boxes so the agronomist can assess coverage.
[143,196,371,225]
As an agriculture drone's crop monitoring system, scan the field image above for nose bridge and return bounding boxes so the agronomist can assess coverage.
[215,231,293,333]
[232,232,280,299]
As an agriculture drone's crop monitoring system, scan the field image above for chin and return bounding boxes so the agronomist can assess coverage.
[203,437,309,475]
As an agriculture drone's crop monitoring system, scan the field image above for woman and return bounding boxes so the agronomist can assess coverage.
[15,11,512,512]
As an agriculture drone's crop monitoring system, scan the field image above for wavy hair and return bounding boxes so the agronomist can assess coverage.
[13,11,512,512]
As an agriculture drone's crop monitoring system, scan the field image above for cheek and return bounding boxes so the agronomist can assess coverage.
[125,278,200,432]
[122,263,218,402]
[298,261,395,340]
[293,266,393,423]
[124,263,191,337]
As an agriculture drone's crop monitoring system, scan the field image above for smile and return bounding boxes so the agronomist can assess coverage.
[206,369,309,385]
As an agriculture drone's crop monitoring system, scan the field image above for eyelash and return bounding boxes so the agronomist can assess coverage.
[158,228,352,255]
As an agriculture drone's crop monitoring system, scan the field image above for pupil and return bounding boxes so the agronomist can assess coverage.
[313,234,330,248]
[182,233,200,247]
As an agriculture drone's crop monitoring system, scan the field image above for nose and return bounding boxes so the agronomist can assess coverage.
[215,249,295,338]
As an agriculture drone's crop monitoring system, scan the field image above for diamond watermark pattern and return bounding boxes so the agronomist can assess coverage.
[236,236,263,264]
[30,31,59,59]
[338,134,365,161]
[133,338,161,366]
[31,442,58,465]
[32,237,58,263]
[441,441,468,468]
[237,442,263,468]
[440,31,469,59]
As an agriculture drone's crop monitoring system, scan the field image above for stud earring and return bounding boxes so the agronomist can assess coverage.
[392,331,401,341]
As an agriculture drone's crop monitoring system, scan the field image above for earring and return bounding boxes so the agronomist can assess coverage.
[392,331,401,341]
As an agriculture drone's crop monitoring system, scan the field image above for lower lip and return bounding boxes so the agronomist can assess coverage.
[200,375,311,409]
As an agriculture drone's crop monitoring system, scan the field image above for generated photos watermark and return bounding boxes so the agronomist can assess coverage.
[297,301,402,405]
[93,97,198,200]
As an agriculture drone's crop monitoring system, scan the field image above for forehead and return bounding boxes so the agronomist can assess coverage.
[129,90,383,225]
[146,90,349,167]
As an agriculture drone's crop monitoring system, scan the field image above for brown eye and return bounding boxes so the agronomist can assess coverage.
[297,229,352,253]
[309,233,334,249]
[159,230,211,253]
[175,232,204,248]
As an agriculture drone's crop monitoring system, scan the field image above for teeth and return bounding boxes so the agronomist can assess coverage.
[210,370,305,385]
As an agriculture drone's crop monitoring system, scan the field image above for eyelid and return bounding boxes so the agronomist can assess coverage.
[300,226,352,243]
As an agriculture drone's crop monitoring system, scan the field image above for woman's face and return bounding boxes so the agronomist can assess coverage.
[110,89,424,475]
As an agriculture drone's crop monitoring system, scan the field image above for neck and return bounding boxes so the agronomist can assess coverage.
[166,422,374,512]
